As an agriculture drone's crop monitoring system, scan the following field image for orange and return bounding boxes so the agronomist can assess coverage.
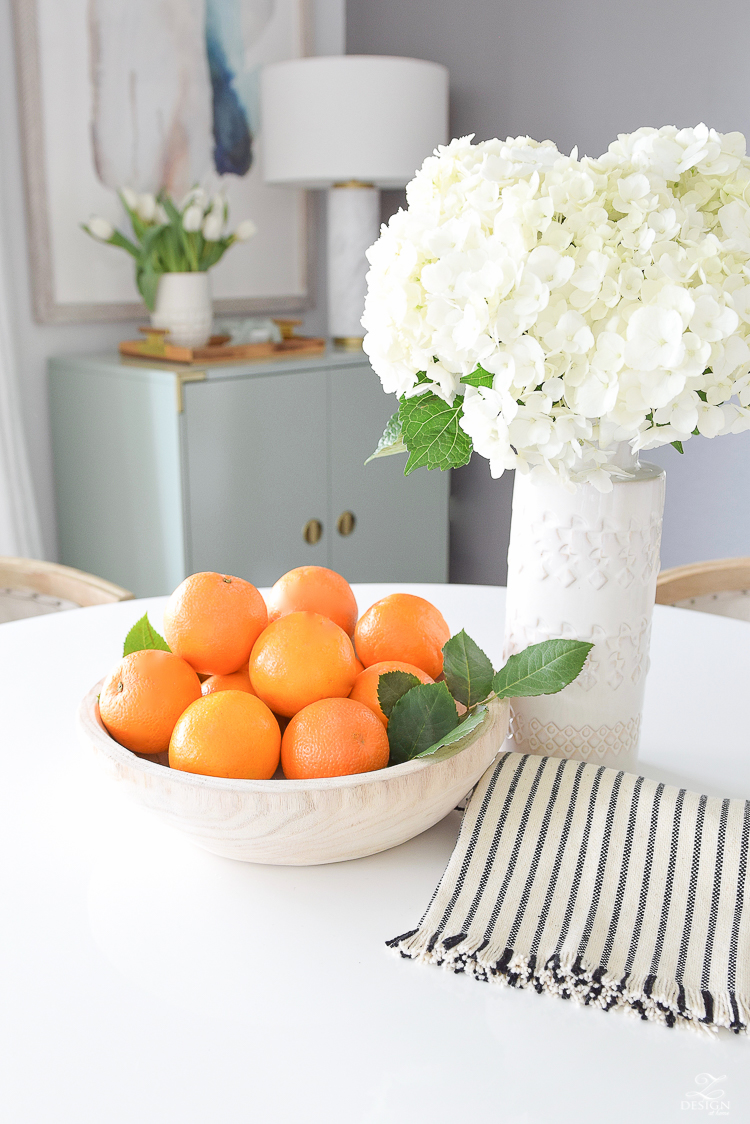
[201,666,256,696]
[249,611,357,718]
[353,656,365,676]
[281,697,390,779]
[349,660,434,727]
[354,593,451,679]
[163,571,267,676]
[266,566,358,636]
[99,649,202,755]
[169,691,280,779]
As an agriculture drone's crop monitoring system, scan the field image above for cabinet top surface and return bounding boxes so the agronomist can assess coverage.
[48,348,372,382]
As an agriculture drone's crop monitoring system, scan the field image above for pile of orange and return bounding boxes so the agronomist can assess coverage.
[98,566,451,782]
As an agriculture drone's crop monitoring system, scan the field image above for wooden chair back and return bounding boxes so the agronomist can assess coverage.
[0,556,133,609]
[656,557,750,621]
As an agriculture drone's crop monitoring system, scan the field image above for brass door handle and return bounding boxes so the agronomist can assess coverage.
[303,518,323,545]
[337,511,356,536]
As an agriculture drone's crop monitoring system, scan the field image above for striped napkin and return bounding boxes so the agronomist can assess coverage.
[388,752,750,1033]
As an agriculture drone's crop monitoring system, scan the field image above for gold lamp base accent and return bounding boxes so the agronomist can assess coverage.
[333,336,364,351]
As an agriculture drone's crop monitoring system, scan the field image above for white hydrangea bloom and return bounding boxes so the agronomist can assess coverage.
[362,126,750,488]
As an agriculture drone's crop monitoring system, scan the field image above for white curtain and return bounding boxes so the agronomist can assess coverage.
[0,213,42,558]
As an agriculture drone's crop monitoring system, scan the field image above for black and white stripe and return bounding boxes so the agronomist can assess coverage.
[388,752,750,1034]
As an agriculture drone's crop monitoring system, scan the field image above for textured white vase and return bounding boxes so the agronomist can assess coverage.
[151,272,212,348]
[504,456,666,771]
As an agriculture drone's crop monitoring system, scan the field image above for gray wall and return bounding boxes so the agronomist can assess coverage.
[348,0,750,582]
[0,0,344,561]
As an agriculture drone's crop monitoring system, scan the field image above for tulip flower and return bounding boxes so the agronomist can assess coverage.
[136,193,157,222]
[234,219,257,242]
[202,211,224,241]
[180,187,208,211]
[182,204,204,233]
[86,216,115,241]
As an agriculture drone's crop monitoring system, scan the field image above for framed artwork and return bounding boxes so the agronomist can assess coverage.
[12,0,313,323]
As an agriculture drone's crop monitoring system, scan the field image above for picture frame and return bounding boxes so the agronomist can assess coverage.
[11,0,314,324]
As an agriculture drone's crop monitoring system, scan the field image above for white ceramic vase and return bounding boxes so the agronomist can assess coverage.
[151,272,213,348]
[503,452,666,771]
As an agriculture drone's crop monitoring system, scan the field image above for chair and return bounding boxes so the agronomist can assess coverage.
[655,557,750,622]
[0,556,134,623]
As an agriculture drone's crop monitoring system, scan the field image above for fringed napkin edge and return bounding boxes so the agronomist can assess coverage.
[387,928,749,1035]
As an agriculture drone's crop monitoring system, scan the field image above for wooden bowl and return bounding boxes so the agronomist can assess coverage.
[78,683,509,866]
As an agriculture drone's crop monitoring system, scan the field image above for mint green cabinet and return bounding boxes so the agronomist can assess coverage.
[49,351,449,597]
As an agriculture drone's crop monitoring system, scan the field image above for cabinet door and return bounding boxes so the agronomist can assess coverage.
[183,371,328,584]
[328,365,450,582]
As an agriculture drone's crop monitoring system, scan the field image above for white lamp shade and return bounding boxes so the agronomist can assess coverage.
[261,55,449,188]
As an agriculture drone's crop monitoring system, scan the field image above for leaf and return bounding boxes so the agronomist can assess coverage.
[442,629,494,708]
[365,411,407,464]
[377,669,422,719]
[387,681,459,764]
[107,229,140,258]
[136,265,160,311]
[671,440,684,454]
[159,191,184,227]
[398,391,473,475]
[491,639,593,699]
[123,614,171,656]
[413,705,488,760]
[460,365,494,389]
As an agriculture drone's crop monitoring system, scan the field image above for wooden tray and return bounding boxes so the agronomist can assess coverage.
[119,326,326,365]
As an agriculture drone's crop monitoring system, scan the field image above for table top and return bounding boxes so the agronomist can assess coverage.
[1,584,747,1124]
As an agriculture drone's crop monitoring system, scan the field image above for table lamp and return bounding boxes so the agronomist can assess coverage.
[261,55,449,348]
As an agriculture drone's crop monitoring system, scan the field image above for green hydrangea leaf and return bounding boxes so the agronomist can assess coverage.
[365,411,407,464]
[387,681,459,764]
[460,365,494,389]
[492,639,592,699]
[442,629,494,708]
[671,440,684,454]
[377,669,422,719]
[123,614,171,656]
[398,391,473,475]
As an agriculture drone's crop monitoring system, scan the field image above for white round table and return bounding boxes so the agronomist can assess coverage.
[1,584,748,1123]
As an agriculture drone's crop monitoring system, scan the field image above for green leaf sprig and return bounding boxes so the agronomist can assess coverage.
[378,633,592,766]
[123,614,171,656]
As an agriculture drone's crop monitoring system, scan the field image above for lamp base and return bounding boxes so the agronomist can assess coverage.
[327,185,379,341]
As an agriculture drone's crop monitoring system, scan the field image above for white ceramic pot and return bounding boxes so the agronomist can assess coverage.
[503,453,666,771]
[151,272,213,348]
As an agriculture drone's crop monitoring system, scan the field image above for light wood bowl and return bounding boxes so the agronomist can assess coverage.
[78,683,509,865]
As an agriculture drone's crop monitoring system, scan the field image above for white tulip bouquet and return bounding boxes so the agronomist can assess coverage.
[364,125,750,490]
[83,188,256,311]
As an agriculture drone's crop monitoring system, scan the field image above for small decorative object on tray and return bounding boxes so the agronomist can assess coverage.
[119,320,325,365]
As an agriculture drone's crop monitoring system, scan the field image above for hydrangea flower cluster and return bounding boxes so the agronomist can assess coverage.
[362,125,750,489]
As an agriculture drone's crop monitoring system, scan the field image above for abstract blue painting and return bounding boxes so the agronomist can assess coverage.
[16,0,308,320]
[89,0,281,194]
